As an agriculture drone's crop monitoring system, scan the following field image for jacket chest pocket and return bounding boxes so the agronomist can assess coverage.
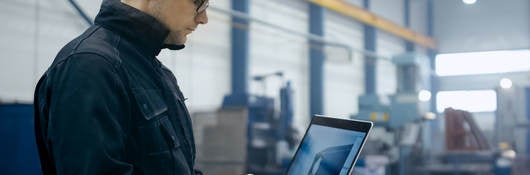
[133,88,188,174]
[133,88,168,120]
[132,89,180,154]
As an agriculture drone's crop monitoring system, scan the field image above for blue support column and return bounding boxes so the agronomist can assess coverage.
[363,0,377,95]
[427,0,437,114]
[526,88,530,156]
[397,2,415,169]
[404,0,415,52]
[223,0,250,106]
[309,3,325,116]
[426,0,441,152]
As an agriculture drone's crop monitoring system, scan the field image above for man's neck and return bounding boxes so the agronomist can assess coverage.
[121,0,150,14]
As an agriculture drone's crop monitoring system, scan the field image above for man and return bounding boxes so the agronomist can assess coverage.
[34,0,208,174]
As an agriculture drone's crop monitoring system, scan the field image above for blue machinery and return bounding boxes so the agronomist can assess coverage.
[223,72,297,175]
[352,53,432,175]
[351,53,526,175]
[353,53,431,128]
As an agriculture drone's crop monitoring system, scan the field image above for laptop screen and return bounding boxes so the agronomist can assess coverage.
[286,118,369,175]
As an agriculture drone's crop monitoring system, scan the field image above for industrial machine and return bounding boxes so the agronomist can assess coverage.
[351,53,434,175]
[231,72,300,175]
[244,76,299,174]
[432,108,496,175]
[351,53,521,175]
[417,85,530,175]
[194,71,299,175]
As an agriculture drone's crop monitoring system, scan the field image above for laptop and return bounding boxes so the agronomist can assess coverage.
[286,115,373,175]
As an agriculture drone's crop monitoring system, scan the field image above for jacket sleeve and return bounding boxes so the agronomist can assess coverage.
[47,53,133,175]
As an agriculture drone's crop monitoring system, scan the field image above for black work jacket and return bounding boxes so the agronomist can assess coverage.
[34,1,198,174]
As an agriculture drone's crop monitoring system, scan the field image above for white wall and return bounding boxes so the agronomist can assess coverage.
[434,0,530,53]
[324,8,364,117]
[372,0,406,95]
[372,0,405,25]
[249,0,311,128]
[0,0,100,103]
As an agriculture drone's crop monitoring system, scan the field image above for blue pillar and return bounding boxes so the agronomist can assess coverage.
[309,3,325,116]
[426,0,441,152]
[427,0,437,114]
[363,0,377,95]
[526,88,530,156]
[223,0,250,106]
[404,0,415,52]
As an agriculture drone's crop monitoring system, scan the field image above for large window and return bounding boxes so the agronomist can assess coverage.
[436,50,530,76]
[436,90,497,112]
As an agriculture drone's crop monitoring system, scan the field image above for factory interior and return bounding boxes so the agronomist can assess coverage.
[1,0,530,174]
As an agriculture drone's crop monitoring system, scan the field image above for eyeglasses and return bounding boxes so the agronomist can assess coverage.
[194,0,209,13]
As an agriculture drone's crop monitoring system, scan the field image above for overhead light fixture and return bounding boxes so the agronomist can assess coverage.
[463,0,477,5]
[500,78,513,89]
[418,90,432,102]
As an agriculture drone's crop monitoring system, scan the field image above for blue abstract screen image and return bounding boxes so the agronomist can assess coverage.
[287,124,367,175]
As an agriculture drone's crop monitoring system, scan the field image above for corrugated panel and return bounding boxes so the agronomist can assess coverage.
[0,0,98,103]
[372,0,404,96]
[376,31,402,95]
[371,0,405,25]
[249,0,311,128]
[324,9,364,116]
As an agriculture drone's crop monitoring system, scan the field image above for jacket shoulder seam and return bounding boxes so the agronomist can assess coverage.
[71,26,102,54]
[49,52,121,75]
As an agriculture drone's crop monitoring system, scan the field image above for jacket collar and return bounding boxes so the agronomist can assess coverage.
[94,0,184,56]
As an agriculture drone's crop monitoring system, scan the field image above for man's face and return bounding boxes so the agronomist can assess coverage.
[151,0,208,45]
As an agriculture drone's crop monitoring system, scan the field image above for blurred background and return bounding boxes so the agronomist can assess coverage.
[1,0,529,174]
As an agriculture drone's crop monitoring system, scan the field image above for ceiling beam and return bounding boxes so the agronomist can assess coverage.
[310,0,436,49]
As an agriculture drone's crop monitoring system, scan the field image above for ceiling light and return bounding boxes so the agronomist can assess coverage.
[463,0,477,5]
[500,78,513,89]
